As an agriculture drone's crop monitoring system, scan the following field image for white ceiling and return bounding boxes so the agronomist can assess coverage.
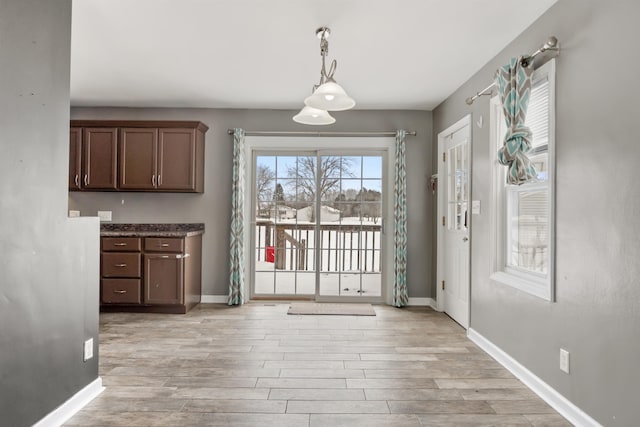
[70,0,557,111]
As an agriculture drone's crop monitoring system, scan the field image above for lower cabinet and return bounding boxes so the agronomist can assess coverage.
[100,234,202,313]
[144,253,184,305]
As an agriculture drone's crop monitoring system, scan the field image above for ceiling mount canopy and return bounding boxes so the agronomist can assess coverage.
[293,27,355,126]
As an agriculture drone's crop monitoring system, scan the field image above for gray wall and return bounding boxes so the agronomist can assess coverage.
[432,0,640,424]
[70,108,434,299]
[0,1,100,426]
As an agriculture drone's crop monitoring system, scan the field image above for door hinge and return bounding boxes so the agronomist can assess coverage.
[442,216,446,226]
[442,280,445,290]
[442,152,446,162]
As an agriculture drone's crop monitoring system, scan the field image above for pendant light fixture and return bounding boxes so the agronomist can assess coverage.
[292,106,336,125]
[293,27,355,125]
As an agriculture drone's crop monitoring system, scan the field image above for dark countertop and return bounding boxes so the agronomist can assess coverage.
[100,223,205,237]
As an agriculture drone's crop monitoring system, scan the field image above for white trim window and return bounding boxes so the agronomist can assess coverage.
[490,59,556,301]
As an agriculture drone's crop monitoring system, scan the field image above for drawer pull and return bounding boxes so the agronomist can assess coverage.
[113,290,127,294]
[114,263,127,267]
[113,243,127,247]
[161,255,169,259]
[159,243,170,247]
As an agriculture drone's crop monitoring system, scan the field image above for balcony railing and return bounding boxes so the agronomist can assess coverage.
[256,220,381,273]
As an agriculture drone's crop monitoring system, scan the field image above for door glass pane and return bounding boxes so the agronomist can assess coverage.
[362,156,382,179]
[318,155,382,297]
[255,153,383,299]
[362,272,381,296]
[319,273,340,296]
[446,142,468,231]
[254,271,275,295]
[275,272,296,294]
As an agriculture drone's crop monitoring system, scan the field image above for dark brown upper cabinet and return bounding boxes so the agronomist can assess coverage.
[70,120,207,193]
[69,127,118,191]
[158,128,198,191]
[119,128,159,190]
[69,127,82,189]
[83,128,118,190]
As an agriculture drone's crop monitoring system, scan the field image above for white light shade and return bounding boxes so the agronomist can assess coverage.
[304,81,356,111]
[292,106,335,125]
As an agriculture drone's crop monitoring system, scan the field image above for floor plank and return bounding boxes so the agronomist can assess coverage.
[64,303,571,426]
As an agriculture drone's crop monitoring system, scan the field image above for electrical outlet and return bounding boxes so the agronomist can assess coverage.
[68,210,80,217]
[559,348,570,374]
[97,210,112,222]
[84,338,94,361]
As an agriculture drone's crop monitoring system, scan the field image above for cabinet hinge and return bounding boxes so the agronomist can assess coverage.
[442,216,446,226]
[442,280,445,290]
[442,152,446,162]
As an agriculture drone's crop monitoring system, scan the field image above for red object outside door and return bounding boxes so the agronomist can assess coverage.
[266,246,275,263]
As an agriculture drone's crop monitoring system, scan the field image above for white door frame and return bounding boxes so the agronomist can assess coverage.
[436,115,472,322]
[243,136,395,305]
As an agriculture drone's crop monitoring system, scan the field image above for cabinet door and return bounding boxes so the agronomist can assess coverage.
[83,128,118,189]
[69,128,82,190]
[157,128,196,191]
[119,128,158,190]
[144,254,184,305]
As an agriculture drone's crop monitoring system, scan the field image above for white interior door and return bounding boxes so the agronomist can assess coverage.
[437,116,471,328]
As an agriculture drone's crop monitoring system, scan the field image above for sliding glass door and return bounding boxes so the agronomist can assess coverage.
[252,151,385,301]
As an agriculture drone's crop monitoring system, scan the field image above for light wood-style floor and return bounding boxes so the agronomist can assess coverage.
[65,303,572,426]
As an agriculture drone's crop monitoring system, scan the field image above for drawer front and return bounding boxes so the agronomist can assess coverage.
[101,279,141,304]
[102,237,141,252]
[102,253,141,277]
[144,237,184,253]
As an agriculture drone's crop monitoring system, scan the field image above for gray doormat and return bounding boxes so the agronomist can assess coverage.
[287,303,376,316]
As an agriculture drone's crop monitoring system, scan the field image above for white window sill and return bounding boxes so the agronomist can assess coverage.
[490,271,552,301]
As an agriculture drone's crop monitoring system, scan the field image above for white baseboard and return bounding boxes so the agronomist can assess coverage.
[468,328,602,427]
[407,297,437,309]
[200,295,228,304]
[33,377,104,427]
[203,295,435,308]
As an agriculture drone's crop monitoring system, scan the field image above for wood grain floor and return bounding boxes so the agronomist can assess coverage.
[65,303,572,426]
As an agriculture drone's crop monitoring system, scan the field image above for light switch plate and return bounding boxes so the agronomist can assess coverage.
[472,200,481,215]
[97,211,112,222]
[560,348,570,374]
[68,210,80,217]
[84,338,94,361]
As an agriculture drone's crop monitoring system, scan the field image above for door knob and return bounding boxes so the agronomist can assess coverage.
[462,237,469,242]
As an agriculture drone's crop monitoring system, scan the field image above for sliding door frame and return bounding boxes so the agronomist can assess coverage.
[244,136,395,305]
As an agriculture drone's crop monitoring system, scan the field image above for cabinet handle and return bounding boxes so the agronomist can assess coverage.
[161,255,169,259]
[113,243,127,247]
[114,263,127,267]
[179,254,190,259]
[160,243,170,247]
[152,175,156,187]
[158,174,162,186]
[75,174,80,188]
[113,290,127,294]
[84,174,88,186]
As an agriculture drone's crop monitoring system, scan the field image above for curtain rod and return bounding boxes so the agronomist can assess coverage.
[227,129,417,137]
[465,36,560,105]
